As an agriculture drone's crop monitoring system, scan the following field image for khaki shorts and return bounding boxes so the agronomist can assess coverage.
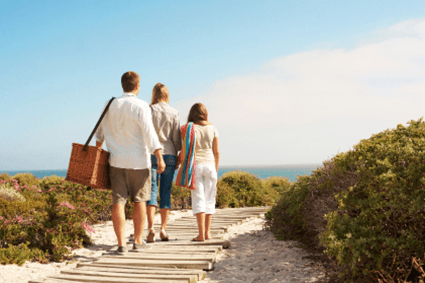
[109,166,151,205]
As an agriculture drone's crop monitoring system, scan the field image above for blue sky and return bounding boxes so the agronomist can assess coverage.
[2,1,425,170]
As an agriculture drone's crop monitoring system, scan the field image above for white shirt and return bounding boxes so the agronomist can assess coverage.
[194,124,219,164]
[95,92,163,169]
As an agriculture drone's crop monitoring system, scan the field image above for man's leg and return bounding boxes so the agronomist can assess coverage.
[146,204,157,242]
[133,201,147,244]
[112,203,126,247]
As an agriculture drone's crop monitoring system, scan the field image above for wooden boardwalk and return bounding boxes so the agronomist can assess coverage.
[29,206,270,283]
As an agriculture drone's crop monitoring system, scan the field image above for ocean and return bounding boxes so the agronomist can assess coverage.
[0,165,320,182]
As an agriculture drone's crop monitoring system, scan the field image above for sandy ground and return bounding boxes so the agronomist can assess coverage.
[0,209,325,283]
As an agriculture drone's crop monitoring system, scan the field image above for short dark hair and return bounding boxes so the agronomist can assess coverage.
[188,103,208,123]
[121,71,140,92]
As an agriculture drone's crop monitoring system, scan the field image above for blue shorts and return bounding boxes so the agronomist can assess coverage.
[146,155,177,209]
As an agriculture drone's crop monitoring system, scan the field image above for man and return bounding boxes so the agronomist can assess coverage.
[95,71,165,254]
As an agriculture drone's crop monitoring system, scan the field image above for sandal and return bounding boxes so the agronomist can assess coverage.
[146,231,156,243]
[160,230,169,241]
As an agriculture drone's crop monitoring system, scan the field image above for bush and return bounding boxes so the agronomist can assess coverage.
[216,180,239,208]
[0,173,10,182]
[10,173,39,187]
[0,184,26,202]
[267,118,425,282]
[261,176,292,195]
[39,175,65,189]
[219,171,280,207]
[0,176,109,264]
[171,183,191,209]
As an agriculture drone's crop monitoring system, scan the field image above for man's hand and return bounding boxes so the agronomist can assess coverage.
[154,149,165,174]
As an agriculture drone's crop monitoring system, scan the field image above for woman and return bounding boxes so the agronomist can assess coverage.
[146,83,182,242]
[186,103,220,241]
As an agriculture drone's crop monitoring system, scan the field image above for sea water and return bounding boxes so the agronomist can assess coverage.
[0,165,320,182]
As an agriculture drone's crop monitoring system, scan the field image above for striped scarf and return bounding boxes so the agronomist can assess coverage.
[176,122,196,190]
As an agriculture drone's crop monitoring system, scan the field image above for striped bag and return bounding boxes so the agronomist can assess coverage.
[176,122,196,190]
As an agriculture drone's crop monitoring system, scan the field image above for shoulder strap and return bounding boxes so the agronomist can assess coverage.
[83,97,115,151]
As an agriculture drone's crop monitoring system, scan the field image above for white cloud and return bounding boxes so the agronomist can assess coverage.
[176,19,425,166]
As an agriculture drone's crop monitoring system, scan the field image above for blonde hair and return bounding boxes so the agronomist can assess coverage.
[151,83,169,105]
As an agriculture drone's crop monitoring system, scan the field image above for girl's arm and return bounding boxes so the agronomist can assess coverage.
[212,137,220,172]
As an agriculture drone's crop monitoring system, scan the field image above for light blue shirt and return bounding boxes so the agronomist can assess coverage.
[95,92,163,169]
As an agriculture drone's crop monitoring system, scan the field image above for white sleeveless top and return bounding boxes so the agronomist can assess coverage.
[194,124,219,164]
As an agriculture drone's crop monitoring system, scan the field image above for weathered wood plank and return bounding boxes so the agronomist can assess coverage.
[29,279,85,283]
[143,238,231,248]
[100,253,216,262]
[60,270,197,283]
[49,274,184,283]
[94,258,214,271]
[75,265,206,281]
[104,249,219,255]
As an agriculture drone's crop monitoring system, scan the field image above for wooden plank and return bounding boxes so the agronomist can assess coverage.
[29,279,86,283]
[75,265,206,281]
[94,258,214,271]
[100,253,216,262]
[60,270,197,283]
[103,250,218,257]
[130,234,223,241]
[141,227,227,232]
[146,238,231,248]
[48,274,183,283]
[108,245,223,253]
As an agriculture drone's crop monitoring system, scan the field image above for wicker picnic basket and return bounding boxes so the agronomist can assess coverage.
[65,97,115,189]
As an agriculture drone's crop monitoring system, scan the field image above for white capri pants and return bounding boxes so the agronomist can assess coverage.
[191,163,218,215]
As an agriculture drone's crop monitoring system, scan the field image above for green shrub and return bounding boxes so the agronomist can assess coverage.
[219,170,278,207]
[0,243,47,265]
[261,176,292,195]
[10,173,39,187]
[216,180,239,208]
[0,184,26,202]
[0,173,10,182]
[171,183,191,209]
[267,118,425,282]
[265,176,309,241]
[39,175,65,189]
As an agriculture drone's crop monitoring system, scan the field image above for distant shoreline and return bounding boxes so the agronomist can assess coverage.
[0,164,321,172]
[0,165,319,182]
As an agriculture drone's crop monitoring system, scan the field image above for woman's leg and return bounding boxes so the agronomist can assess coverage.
[196,212,205,241]
[146,205,157,232]
[204,164,218,240]
[191,164,206,241]
[159,155,176,233]
[205,214,212,240]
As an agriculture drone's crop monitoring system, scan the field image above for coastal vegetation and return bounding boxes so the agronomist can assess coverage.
[0,170,287,265]
[266,118,425,282]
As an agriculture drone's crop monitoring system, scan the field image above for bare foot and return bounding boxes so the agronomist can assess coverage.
[192,235,205,242]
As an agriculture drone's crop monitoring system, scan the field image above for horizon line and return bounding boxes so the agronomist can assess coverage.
[0,163,322,172]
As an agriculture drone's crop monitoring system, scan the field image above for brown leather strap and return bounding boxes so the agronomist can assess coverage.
[83,97,115,151]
